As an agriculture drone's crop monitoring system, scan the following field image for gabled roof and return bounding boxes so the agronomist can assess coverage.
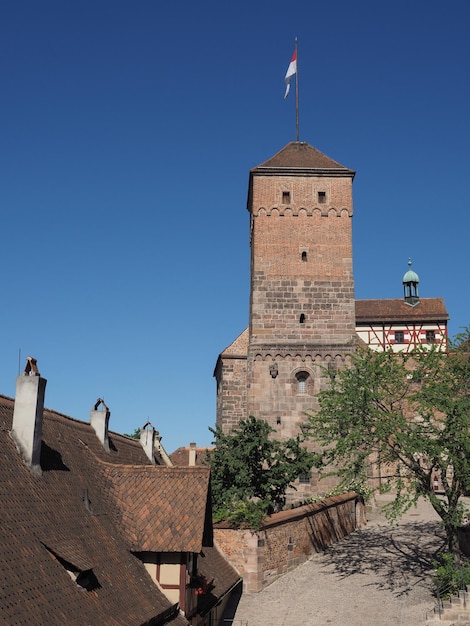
[0,394,214,626]
[251,141,355,177]
[101,464,213,552]
[355,298,449,323]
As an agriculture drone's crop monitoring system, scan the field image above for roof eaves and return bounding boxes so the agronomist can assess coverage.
[251,166,355,178]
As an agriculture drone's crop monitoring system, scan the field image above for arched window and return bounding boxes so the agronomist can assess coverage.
[299,313,306,324]
[295,371,309,394]
[301,251,307,262]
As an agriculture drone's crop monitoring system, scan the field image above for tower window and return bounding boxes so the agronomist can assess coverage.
[318,191,326,204]
[426,330,435,343]
[295,371,309,394]
[301,251,307,262]
[395,331,405,343]
[282,191,291,204]
[299,313,305,324]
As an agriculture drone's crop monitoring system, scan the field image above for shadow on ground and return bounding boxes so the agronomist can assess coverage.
[319,519,446,597]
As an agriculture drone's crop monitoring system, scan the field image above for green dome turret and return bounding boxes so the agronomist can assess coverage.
[402,259,419,306]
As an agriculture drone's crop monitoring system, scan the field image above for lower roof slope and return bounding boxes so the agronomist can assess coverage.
[0,394,194,626]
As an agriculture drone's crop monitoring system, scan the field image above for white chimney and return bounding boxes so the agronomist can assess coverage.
[140,422,156,465]
[189,442,197,466]
[11,357,47,475]
[90,398,110,452]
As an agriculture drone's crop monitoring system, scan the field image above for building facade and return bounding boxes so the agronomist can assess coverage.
[214,141,448,498]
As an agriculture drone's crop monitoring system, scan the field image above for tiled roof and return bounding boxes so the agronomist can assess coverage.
[196,545,241,615]
[355,298,449,323]
[0,394,211,626]
[251,141,355,175]
[170,446,212,467]
[221,328,249,357]
[101,464,213,552]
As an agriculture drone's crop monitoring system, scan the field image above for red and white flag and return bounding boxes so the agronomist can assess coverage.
[284,49,297,99]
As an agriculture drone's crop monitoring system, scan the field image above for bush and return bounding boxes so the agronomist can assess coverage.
[433,552,470,599]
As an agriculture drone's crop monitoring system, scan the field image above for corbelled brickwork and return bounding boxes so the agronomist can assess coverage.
[214,492,365,593]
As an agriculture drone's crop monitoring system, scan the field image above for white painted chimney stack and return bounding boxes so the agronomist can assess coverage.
[189,442,197,466]
[140,422,156,465]
[11,357,47,475]
[90,398,110,452]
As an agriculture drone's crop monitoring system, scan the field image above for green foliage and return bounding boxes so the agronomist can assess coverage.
[123,428,140,440]
[206,416,315,529]
[212,499,270,530]
[305,328,470,554]
[433,552,470,599]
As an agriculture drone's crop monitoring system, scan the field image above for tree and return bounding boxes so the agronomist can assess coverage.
[305,330,470,556]
[206,416,315,529]
[123,428,140,439]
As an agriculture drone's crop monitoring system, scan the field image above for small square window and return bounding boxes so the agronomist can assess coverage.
[318,191,326,204]
[299,474,310,485]
[426,330,435,343]
[282,191,291,204]
[395,331,404,343]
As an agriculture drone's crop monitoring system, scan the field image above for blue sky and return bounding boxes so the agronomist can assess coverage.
[2,1,469,453]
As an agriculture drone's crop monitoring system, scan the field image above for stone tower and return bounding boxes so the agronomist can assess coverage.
[215,141,357,468]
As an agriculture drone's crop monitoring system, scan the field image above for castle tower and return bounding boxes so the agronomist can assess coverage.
[215,141,357,456]
[246,141,356,440]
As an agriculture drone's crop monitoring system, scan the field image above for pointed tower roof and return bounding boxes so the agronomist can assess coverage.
[251,141,355,177]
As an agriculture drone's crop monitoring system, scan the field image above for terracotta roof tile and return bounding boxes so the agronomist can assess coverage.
[0,394,217,625]
[196,545,241,615]
[252,141,354,175]
[221,328,249,357]
[101,465,212,552]
[170,446,213,467]
[355,298,449,323]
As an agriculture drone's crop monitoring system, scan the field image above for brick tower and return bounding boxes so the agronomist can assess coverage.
[215,141,357,491]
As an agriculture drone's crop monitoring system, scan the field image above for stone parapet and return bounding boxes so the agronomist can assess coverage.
[214,492,365,593]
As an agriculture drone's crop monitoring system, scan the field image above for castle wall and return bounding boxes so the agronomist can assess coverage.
[214,492,365,593]
[215,354,247,433]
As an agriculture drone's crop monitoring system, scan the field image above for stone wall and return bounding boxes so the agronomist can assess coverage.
[214,492,365,593]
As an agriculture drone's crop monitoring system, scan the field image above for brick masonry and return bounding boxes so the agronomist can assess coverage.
[214,492,365,593]
[215,143,357,500]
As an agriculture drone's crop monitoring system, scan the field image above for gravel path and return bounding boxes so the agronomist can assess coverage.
[230,496,447,626]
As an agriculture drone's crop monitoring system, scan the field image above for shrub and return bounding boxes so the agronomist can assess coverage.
[433,552,470,599]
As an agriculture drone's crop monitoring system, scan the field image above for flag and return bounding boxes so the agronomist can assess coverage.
[284,49,297,99]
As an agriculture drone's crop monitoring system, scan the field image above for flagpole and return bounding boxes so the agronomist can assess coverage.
[295,37,299,142]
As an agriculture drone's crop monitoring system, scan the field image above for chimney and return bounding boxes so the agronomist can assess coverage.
[90,398,110,452]
[11,357,47,475]
[189,442,197,467]
[154,432,173,467]
[140,422,156,465]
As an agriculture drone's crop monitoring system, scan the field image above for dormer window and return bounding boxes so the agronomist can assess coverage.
[282,191,291,204]
[43,544,101,591]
